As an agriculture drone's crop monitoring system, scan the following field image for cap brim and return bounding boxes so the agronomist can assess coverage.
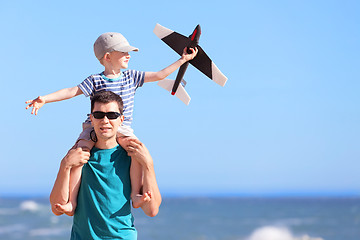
[114,45,139,52]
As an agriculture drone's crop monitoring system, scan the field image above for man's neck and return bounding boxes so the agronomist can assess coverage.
[94,138,118,150]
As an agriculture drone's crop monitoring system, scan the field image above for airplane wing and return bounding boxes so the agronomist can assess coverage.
[157,79,191,105]
[153,23,228,87]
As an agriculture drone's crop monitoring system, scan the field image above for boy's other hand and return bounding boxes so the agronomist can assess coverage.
[62,148,90,169]
[25,96,45,115]
[181,47,198,62]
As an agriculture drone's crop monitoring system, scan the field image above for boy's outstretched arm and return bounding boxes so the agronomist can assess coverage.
[25,86,83,115]
[144,47,198,83]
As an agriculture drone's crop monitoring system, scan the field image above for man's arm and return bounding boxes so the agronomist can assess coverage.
[49,148,90,216]
[49,160,72,216]
[144,47,198,83]
[25,86,83,115]
[127,139,162,217]
[141,157,162,217]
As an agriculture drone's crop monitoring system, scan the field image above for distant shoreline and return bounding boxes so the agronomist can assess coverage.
[1,191,359,199]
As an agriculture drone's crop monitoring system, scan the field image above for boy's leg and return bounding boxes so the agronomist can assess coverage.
[117,136,151,208]
[130,156,151,208]
[55,139,94,216]
[117,126,152,207]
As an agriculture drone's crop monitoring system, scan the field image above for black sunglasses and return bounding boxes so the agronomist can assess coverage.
[89,111,122,120]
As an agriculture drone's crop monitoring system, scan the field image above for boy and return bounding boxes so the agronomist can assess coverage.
[26,32,197,215]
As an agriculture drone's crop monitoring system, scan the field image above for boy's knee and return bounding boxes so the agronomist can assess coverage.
[80,146,91,153]
[76,139,94,151]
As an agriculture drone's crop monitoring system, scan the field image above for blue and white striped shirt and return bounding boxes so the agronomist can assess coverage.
[78,70,145,127]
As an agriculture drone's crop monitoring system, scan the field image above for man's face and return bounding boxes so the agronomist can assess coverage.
[90,101,124,141]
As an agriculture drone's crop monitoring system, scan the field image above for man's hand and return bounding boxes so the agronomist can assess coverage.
[25,96,46,115]
[127,139,153,168]
[61,148,90,169]
[181,47,198,62]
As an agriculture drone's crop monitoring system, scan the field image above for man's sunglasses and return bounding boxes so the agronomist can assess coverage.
[89,111,122,120]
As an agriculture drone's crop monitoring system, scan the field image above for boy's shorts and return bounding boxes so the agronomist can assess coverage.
[77,122,137,142]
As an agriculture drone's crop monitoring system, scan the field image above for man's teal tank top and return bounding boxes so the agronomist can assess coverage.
[71,145,137,240]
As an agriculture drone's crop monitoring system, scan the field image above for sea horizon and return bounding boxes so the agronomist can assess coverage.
[1,189,359,199]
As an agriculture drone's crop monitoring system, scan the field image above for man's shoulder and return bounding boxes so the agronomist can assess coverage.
[114,145,128,156]
[113,145,131,162]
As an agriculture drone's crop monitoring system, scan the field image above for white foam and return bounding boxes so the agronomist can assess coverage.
[50,215,60,224]
[248,226,293,240]
[19,200,39,212]
[30,227,67,236]
[247,226,323,240]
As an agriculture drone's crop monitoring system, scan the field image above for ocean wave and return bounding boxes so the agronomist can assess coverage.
[29,227,68,237]
[0,224,26,235]
[0,208,18,215]
[247,226,323,240]
[19,200,51,215]
[20,200,40,212]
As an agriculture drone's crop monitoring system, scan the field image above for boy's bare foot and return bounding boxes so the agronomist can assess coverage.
[54,202,76,216]
[132,191,152,208]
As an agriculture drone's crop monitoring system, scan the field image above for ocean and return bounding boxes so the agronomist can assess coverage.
[0,197,359,240]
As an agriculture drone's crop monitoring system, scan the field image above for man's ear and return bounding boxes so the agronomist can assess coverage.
[90,114,94,127]
[120,114,124,124]
[117,114,124,125]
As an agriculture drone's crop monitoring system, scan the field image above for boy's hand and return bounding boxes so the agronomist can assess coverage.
[25,96,45,115]
[181,47,198,62]
[61,147,90,169]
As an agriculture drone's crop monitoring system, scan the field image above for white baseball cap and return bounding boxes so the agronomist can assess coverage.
[93,32,139,60]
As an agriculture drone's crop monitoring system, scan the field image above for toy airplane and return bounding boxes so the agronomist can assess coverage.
[153,23,228,105]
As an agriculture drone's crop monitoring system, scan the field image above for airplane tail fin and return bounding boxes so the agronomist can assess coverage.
[157,79,191,105]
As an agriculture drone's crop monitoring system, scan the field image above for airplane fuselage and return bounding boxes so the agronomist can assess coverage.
[171,25,202,95]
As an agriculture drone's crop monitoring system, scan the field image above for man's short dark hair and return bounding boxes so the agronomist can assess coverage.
[91,91,123,115]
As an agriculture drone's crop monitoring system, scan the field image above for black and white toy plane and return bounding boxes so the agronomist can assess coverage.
[153,23,228,105]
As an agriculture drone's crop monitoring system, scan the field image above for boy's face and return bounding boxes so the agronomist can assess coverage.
[90,101,124,141]
[107,51,130,69]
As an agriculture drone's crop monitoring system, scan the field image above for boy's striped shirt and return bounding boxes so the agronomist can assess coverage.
[78,70,145,127]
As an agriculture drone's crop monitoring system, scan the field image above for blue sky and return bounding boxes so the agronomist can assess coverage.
[0,0,359,197]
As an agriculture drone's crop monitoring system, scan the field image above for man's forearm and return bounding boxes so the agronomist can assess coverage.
[49,148,89,216]
[49,161,71,214]
[141,163,162,217]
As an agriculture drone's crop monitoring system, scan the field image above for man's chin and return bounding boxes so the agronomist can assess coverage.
[95,132,116,140]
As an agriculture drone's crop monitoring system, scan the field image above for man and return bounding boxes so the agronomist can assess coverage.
[50,91,161,239]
